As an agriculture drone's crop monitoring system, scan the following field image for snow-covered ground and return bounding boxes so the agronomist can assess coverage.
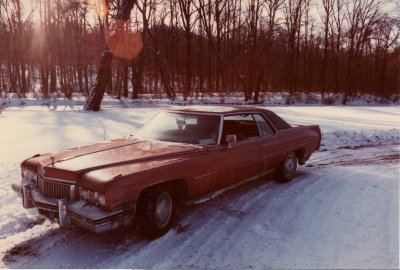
[0,105,399,268]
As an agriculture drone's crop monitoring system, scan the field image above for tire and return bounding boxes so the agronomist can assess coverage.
[276,151,298,183]
[136,185,176,239]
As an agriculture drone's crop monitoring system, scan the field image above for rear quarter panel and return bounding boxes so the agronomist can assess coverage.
[267,125,321,168]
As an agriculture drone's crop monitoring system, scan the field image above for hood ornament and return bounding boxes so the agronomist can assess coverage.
[51,156,55,166]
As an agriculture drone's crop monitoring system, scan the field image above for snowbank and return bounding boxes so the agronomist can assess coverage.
[321,129,400,150]
[1,92,399,110]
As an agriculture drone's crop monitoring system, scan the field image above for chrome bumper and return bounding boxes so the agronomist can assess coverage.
[12,182,135,233]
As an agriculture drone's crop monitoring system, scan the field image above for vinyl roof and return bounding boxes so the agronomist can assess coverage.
[165,105,269,114]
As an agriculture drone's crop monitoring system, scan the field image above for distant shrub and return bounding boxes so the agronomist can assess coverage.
[305,93,318,104]
[285,94,294,105]
[322,96,335,105]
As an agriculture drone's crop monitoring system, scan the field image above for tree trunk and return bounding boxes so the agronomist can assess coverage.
[84,0,136,111]
[123,65,129,98]
[131,62,139,99]
[84,46,113,110]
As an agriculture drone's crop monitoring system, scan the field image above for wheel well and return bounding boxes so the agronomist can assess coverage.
[294,148,305,165]
[137,179,188,204]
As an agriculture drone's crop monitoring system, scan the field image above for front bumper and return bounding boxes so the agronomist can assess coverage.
[12,182,135,233]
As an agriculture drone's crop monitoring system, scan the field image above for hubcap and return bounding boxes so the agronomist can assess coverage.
[155,192,172,228]
[284,154,296,177]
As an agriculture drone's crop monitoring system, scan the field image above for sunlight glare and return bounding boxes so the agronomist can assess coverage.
[106,23,143,60]
[88,0,108,20]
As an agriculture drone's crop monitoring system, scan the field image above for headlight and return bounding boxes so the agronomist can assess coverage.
[79,187,106,207]
[97,193,106,207]
[21,168,37,182]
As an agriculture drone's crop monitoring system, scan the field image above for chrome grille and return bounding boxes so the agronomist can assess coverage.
[37,176,76,200]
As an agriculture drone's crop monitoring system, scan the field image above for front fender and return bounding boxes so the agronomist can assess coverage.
[80,157,189,208]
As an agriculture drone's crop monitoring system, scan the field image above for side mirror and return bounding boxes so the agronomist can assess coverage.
[225,134,237,148]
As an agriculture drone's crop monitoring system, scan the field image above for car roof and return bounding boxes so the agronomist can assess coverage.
[165,105,269,115]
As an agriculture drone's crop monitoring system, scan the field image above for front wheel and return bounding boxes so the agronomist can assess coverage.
[276,151,298,183]
[136,185,176,239]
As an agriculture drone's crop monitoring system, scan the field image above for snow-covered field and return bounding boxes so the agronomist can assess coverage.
[0,105,399,268]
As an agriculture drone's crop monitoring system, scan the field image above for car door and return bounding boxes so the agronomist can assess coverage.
[209,114,266,189]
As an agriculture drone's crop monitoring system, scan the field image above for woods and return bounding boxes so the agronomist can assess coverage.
[0,0,399,108]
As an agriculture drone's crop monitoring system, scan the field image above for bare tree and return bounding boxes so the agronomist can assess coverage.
[0,0,398,104]
[373,16,400,96]
[178,0,198,100]
[331,0,346,93]
[135,0,176,99]
[85,0,136,111]
[196,0,229,93]
[244,0,265,101]
[263,0,284,92]
[320,0,335,97]
[283,0,304,93]
[343,0,382,104]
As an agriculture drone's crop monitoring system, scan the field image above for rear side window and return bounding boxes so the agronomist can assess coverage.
[221,114,260,143]
[263,111,291,130]
[253,114,275,136]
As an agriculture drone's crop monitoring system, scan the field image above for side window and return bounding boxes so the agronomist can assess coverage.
[253,114,275,136]
[263,111,291,130]
[221,114,260,143]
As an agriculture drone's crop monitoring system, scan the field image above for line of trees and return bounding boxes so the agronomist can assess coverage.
[0,0,399,104]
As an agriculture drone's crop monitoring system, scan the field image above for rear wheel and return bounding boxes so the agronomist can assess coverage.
[276,151,298,183]
[136,185,176,239]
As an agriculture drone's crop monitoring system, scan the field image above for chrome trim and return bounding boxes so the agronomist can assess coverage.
[223,110,268,116]
[11,183,22,198]
[21,185,135,233]
[38,175,77,200]
[164,109,229,116]
[70,185,76,200]
[188,168,275,205]
[218,111,273,145]
[37,174,75,184]
[155,192,173,228]
[253,113,263,137]
[22,184,34,208]
[58,198,70,226]
[214,135,266,149]
[261,112,282,135]
[193,172,215,180]
[259,112,278,134]
[70,214,134,233]
[222,110,278,134]
[217,115,224,145]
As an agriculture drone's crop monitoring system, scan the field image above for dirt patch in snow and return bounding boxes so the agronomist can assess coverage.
[308,153,400,167]
[3,242,37,263]
[308,144,400,168]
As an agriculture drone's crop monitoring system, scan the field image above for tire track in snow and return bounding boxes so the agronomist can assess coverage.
[100,180,275,268]
[214,173,327,269]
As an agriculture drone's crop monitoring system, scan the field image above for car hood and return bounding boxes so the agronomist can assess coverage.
[37,138,206,181]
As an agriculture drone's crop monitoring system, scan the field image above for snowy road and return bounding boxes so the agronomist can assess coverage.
[0,106,399,268]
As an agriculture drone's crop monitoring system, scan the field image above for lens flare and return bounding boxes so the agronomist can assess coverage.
[106,21,143,60]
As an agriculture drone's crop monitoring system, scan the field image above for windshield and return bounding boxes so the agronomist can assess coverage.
[135,112,221,145]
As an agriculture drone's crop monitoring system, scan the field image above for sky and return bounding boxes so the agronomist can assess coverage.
[19,0,400,29]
